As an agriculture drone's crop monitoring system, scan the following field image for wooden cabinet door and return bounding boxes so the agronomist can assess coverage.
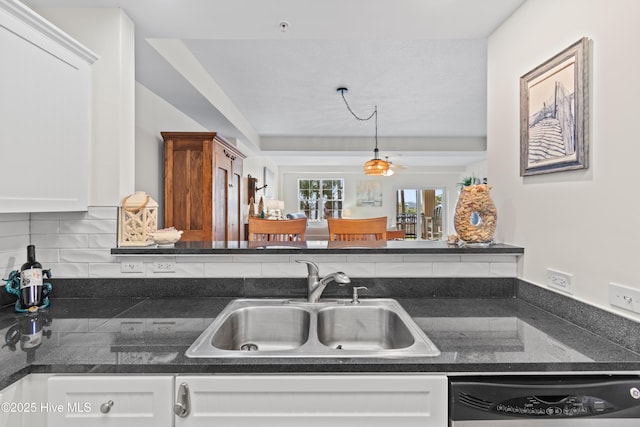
[163,133,213,241]
[213,144,231,242]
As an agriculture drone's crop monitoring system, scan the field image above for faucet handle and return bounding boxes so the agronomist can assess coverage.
[351,286,368,304]
[295,259,319,276]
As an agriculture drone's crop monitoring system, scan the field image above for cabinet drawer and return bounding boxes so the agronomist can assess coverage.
[47,375,173,427]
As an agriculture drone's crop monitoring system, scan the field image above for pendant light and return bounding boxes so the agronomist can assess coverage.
[337,87,390,176]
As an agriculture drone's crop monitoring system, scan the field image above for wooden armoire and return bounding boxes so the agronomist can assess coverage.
[162,132,245,242]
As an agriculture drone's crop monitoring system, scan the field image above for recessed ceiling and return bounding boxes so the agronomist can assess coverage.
[25,0,527,169]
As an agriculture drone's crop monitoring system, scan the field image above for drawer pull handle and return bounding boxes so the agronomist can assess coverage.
[100,400,114,414]
[174,382,190,417]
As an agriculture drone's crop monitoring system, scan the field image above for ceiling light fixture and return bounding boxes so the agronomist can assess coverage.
[337,87,390,176]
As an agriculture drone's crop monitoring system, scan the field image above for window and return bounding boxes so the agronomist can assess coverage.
[298,179,344,221]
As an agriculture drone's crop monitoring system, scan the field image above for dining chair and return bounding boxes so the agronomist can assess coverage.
[247,217,307,242]
[327,217,387,241]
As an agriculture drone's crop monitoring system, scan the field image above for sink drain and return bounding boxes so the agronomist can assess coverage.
[240,343,259,351]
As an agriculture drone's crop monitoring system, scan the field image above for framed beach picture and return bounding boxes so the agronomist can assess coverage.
[356,180,383,207]
[520,37,589,176]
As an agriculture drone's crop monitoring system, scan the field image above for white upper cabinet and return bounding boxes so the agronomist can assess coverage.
[0,0,97,213]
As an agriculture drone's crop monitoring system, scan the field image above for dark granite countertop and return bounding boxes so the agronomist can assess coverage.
[111,240,525,255]
[1,295,638,389]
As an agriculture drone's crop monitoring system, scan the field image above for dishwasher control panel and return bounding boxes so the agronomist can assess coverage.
[493,394,614,417]
[451,375,640,421]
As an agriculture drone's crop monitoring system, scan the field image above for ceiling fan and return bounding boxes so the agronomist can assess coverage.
[384,156,407,175]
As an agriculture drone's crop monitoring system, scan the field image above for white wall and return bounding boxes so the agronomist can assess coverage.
[35,7,135,207]
[488,0,640,320]
[135,83,208,226]
[280,166,464,237]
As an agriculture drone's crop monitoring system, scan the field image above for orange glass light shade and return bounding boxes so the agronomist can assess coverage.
[364,158,390,175]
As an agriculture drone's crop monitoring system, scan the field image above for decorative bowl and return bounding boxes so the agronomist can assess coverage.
[150,228,183,247]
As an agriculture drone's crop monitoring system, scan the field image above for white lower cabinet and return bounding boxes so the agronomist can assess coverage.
[46,375,173,427]
[174,374,448,427]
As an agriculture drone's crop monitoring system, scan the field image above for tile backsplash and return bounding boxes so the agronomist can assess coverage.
[5,207,518,279]
[0,213,30,280]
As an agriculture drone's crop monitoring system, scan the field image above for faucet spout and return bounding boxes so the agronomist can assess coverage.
[296,260,351,303]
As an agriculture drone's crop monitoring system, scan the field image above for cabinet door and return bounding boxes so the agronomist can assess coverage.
[163,134,213,241]
[228,155,243,242]
[0,2,95,213]
[213,143,232,241]
[175,374,448,427]
[47,375,173,427]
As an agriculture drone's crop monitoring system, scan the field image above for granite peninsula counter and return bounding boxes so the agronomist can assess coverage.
[111,240,525,255]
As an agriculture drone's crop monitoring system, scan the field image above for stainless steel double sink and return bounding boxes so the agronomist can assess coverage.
[186,298,440,358]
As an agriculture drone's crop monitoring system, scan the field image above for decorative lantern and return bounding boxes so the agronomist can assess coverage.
[118,191,158,246]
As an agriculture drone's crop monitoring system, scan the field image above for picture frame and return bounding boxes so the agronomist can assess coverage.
[356,180,383,207]
[520,37,589,176]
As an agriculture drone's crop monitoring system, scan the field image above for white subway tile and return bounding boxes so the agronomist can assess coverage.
[47,263,89,278]
[32,234,89,249]
[0,220,30,237]
[176,255,234,263]
[489,262,517,277]
[461,255,517,263]
[0,249,24,275]
[291,254,347,263]
[318,263,375,278]
[205,262,261,277]
[402,254,461,262]
[87,206,118,220]
[0,235,29,252]
[261,262,308,277]
[30,211,88,220]
[0,213,29,222]
[433,262,490,277]
[346,254,404,263]
[376,262,433,277]
[60,219,117,234]
[60,249,114,263]
[30,220,60,234]
[89,234,117,248]
[232,255,290,263]
[35,249,59,263]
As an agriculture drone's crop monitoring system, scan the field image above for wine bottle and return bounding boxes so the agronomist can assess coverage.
[19,245,43,308]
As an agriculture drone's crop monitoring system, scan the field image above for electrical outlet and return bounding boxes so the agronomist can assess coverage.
[153,260,175,273]
[546,268,573,294]
[610,282,640,314]
[120,260,144,273]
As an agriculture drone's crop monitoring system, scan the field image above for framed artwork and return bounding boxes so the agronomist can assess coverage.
[520,37,589,176]
[356,180,383,207]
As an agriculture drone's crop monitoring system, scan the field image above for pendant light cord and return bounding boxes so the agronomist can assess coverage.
[338,89,379,151]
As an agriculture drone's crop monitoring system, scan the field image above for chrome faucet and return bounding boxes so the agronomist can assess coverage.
[296,260,351,303]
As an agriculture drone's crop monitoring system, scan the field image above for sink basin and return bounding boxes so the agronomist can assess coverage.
[210,306,310,351]
[186,298,440,358]
[317,306,415,350]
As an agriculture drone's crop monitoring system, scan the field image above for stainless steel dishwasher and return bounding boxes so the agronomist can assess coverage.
[450,375,640,426]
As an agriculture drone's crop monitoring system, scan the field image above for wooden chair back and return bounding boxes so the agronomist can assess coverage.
[248,217,307,242]
[327,217,387,241]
